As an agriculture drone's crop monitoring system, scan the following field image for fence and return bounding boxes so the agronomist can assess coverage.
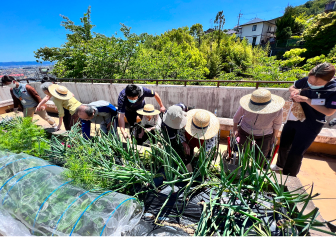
[45,78,294,89]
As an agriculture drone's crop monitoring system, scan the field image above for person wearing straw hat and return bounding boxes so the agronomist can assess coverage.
[1,76,57,128]
[36,84,82,131]
[162,105,190,158]
[185,109,220,155]
[117,84,166,140]
[135,104,162,145]
[233,89,284,166]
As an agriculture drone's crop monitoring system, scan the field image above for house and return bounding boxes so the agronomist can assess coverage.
[325,1,336,13]
[237,17,278,46]
[225,29,237,35]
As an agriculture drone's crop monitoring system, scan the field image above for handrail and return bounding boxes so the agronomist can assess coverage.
[54,78,294,89]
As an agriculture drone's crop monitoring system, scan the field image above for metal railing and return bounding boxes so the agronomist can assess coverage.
[52,78,294,89]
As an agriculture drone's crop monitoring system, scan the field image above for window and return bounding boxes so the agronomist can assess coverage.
[252,25,257,31]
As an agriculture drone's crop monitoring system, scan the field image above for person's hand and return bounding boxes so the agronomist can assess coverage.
[186,163,193,172]
[138,131,144,139]
[233,129,238,137]
[123,132,131,140]
[106,122,112,131]
[56,125,61,131]
[35,104,42,112]
[290,88,301,99]
[40,106,46,111]
[292,95,310,103]
[145,127,152,132]
[13,108,18,114]
[182,142,190,156]
[160,106,166,113]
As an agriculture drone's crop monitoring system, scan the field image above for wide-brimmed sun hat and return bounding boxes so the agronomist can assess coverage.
[163,105,187,129]
[185,109,220,140]
[240,89,285,114]
[137,104,160,116]
[48,84,73,101]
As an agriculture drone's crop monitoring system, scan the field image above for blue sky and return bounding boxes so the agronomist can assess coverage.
[0,0,308,62]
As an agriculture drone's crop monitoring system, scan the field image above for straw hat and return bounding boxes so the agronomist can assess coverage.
[48,84,73,101]
[185,109,220,140]
[137,104,160,116]
[240,89,285,114]
[163,105,187,129]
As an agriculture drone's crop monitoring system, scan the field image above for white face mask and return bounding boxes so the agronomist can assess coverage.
[7,82,17,89]
[307,81,324,90]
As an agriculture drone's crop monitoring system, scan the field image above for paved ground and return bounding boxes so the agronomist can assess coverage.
[1,111,336,224]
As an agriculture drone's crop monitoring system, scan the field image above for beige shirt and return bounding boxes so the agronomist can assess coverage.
[233,106,283,136]
[52,97,82,117]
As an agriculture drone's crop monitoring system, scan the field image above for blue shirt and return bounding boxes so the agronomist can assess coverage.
[295,77,336,122]
[117,86,155,114]
[82,101,117,139]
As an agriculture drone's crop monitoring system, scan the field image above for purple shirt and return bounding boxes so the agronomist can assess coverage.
[233,106,283,136]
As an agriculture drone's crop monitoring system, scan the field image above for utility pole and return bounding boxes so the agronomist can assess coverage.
[237,10,243,36]
[237,10,243,28]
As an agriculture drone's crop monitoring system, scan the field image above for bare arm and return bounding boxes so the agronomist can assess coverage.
[154,92,166,113]
[56,117,62,131]
[36,95,51,111]
[233,106,244,136]
[118,113,130,139]
[233,123,239,136]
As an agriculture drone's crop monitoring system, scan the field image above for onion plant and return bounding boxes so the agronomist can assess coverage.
[42,124,335,236]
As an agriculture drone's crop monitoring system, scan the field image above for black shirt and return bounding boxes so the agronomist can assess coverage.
[117,86,155,113]
[295,77,336,122]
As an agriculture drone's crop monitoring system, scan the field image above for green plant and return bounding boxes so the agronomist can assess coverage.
[302,54,327,70]
[281,48,307,68]
[303,11,336,57]
[0,116,49,157]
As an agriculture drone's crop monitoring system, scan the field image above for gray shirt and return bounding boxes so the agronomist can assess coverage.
[12,83,38,109]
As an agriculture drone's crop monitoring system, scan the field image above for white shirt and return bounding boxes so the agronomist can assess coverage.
[141,115,162,130]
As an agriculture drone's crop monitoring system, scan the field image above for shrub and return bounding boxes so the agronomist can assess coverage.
[0,117,49,157]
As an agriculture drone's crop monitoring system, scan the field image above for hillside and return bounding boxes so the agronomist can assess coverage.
[294,0,331,15]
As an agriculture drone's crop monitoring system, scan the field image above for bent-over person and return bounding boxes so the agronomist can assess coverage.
[1,76,56,127]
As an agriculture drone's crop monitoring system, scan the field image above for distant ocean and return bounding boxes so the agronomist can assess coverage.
[0,61,54,67]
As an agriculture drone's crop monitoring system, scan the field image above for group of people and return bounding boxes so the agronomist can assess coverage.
[1,62,336,176]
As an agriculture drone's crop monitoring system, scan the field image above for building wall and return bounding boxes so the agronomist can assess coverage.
[240,22,264,45]
[1,82,335,126]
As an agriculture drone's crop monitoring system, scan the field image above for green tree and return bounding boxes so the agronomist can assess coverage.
[294,0,331,16]
[214,11,225,44]
[190,23,204,47]
[303,11,336,57]
[281,48,307,67]
[276,6,299,41]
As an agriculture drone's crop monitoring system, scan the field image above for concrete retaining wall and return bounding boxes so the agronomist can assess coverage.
[1,82,336,125]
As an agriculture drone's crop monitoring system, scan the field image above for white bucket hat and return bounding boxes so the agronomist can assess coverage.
[163,105,187,129]
[240,89,285,114]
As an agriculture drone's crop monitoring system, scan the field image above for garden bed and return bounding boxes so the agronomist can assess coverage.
[0,116,334,236]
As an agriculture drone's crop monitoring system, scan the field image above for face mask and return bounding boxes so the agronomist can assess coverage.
[7,82,17,89]
[128,98,137,103]
[307,81,324,90]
